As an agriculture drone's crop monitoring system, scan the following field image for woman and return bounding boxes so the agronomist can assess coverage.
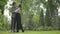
[15,4,24,32]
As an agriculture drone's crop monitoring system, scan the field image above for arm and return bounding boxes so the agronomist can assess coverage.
[15,8,20,12]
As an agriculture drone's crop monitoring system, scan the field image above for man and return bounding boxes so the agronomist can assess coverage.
[10,2,17,32]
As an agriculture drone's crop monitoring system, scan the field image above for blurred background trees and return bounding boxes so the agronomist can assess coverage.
[0,0,7,30]
[0,0,60,31]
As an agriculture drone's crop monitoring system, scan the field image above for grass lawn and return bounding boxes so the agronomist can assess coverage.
[0,31,60,34]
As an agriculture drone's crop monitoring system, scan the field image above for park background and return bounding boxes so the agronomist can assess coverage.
[0,0,60,34]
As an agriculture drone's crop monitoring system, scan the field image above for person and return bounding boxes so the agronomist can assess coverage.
[10,2,17,32]
[15,4,24,32]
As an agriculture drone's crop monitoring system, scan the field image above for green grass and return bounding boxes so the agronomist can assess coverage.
[0,31,60,34]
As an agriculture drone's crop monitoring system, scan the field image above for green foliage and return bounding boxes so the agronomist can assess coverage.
[0,0,60,31]
[0,0,7,30]
[0,0,7,14]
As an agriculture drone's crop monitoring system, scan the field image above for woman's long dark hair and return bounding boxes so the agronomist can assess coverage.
[18,4,21,8]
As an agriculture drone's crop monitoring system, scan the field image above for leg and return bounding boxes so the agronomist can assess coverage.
[16,13,20,32]
[13,20,16,32]
[13,15,17,32]
[17,14,24,32]
[12,14,16,32]
[11,18,13,32]
[11,17,14,32]
[16,23,20,32]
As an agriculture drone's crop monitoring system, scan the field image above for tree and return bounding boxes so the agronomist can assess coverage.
[39,9,44,26]
[0,0,7,30]
[0,0,7,14]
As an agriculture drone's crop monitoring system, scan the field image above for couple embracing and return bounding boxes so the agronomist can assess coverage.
[10,2,24,32]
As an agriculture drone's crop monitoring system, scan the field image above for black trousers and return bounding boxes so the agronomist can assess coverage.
[11,13,24,32]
